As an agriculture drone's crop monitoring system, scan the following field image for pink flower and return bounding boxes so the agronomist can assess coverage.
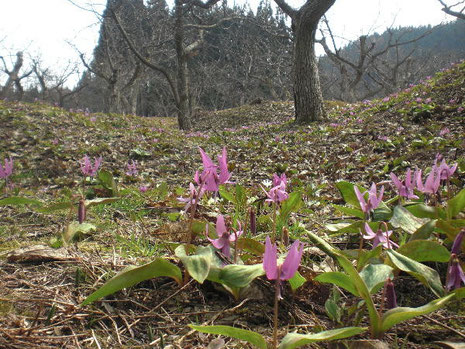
[126,160,138,176]
[272,173,287,187]
[80,155,102,177]
[363,223,398,249]
[206,215,242,258]
[263,236,303,282]
[438,159,457,181]
[263,182,289,204]
[354,183,384,214]
[178,182,205,211]
[139,185,149,193]
[390,169,418,199]
[439,128,450,137]
[0,157,13,179]
[196,147,231,192]
[446,254,465,291]
[415,164,441,195]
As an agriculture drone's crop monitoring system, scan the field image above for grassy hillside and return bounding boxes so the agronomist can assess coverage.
[0,60,464,348]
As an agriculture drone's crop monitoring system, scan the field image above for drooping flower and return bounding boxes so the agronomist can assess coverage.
[263,182,289,204]
[446,254,465,291]
[415,165,441,195]
[363,223,398,249]
[178,182,206,211]
[354,183,384,214]
[390,168,418,199]
[0,157,13,179]
[206,215,242,258]
[195,147,231,192]
[438,159,457,181]
[80,155,102,177]
[263,236,303,283]
[451,229,465,255]
[126,160,138,176]
[272,173,287,187]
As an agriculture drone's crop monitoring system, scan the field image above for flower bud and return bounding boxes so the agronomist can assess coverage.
[249,207,256,235]
[384,278,397,309]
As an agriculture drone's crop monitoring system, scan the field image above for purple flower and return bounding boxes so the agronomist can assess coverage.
[0,157,13,179]
[451,230,465,255]
[178,182,206,211]
[446,254,465,291]
[263,236,303,282]
[206,215,242,258]
[263,182,289,204]
[415,165,441,195]
[363,223,398,249]
[80,155,102,177]
[196,147,231,192]
[139,185,149,193]
[354,183,384,214]
[438,159,457,181]
[390,169,418,199]
[272,173,287,187]
[126,160,138,176]
[439,128,450,137]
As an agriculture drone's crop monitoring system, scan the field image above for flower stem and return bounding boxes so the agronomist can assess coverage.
[272,201,277,243]
[272,279,280,349]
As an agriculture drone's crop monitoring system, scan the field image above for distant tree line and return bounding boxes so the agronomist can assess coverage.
[1,1,464,123]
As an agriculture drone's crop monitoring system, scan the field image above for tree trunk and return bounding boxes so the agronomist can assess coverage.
[291,0,336,124]
[174,0,193,131]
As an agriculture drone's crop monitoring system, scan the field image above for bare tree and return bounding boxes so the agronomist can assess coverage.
[272,0,336,123]
[317,20,432,101]
[0,51,33,100]
[438,0,465,20]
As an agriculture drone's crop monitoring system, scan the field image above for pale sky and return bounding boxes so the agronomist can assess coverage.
[0,0,453,88]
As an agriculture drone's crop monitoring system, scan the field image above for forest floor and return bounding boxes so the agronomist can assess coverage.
[0,60,465,349]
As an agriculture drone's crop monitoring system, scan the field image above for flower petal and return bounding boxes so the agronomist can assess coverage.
[263,236,278,280]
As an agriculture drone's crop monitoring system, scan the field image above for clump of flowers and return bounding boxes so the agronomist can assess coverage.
[80,155,102,178]
[126,160,138,176]
[0,156,13,181]
[195,147,231,192]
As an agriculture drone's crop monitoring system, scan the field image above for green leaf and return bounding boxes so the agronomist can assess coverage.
[372,202,392,221]
[63,222,96,243]
[219,185,235,203]
[175,245,212,284]
[390,205,429,234]
[409,220,437,241]
[447,188,465,219]
[0,196,43,207]
[386,249,445,297]
[279,191,303,223]
[36,201,73,213]
[332,204,364,219]
[278,327,367,349]
[236,238,265,256]
[189,325,267,349]
[357,245,383,270]
[218,264,264,288]
[380,293,454,332]
[82,258,182,305]
[359,264,393,294]
[397,240,450,263]
[98,170,117,195]
[288,271,306,291]
[315,272,359,296]
[235,185,247,208]
[405,203,442,219]
[454,287,465,300]
[85,197,119,208]
[335,181,362,208]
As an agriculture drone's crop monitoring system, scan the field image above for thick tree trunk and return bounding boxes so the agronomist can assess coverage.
[293,23,326,122]
[289,0,336,124]
[174,0,193,131]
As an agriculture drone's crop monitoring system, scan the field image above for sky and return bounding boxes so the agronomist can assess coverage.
[0,0,453,88]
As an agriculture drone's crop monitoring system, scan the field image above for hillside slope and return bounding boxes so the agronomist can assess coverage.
[0,60,464,348]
